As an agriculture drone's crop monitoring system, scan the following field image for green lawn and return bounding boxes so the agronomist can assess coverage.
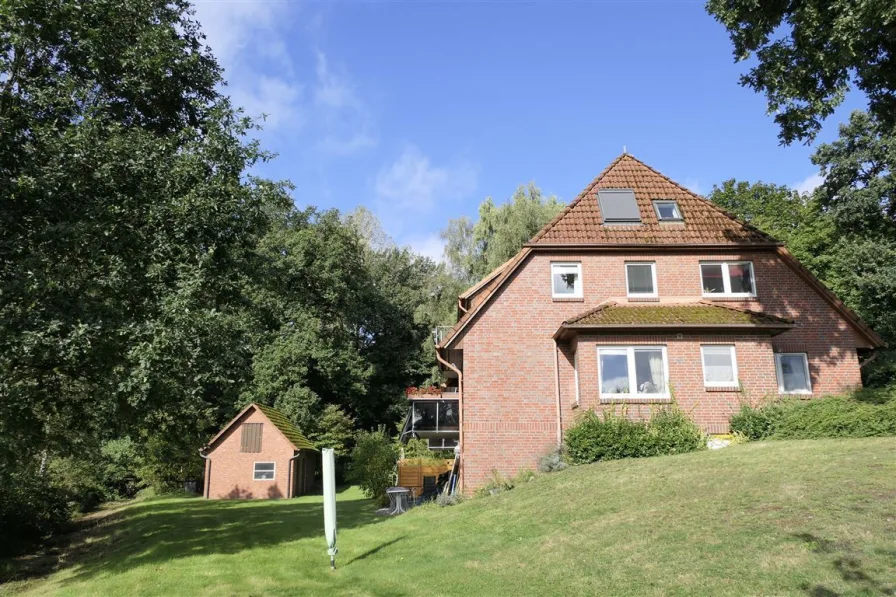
[3,438,895,597]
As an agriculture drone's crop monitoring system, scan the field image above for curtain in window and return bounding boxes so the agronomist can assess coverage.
[648,351,665,393]
[703,347,735,383]
[634,349,664,393]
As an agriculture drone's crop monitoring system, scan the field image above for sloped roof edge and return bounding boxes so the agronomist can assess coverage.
[204,403,318,453]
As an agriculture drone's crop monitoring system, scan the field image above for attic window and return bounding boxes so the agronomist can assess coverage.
[653,200,682,221]
[597,189,641,224]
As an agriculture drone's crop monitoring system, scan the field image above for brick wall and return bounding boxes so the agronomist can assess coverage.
[205,407,296,499]
[458,248,867,491]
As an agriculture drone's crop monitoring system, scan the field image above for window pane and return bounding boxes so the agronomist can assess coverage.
[729,263,754,294]
[598,189,641,222]
[656,202,681,220]
[254,463,275,480]
[634,349,665,394]
[627,264,654,294]
[703,347,735,383]
[780,354,810,392]
[701,264,725,294]
[412,401,437,431]
[438,400,459,431]
[552,265,579,295]
[600,351,629,394]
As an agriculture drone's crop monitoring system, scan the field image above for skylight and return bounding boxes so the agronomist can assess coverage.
[597,189,641,224]
[653,200,683,221]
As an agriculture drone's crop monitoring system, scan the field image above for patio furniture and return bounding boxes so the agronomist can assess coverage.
[386,486,411,515]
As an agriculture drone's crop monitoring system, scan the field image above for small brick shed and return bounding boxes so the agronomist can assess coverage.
[201,403,318,499]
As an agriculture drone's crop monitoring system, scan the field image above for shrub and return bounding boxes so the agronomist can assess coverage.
[730,388,896,441]
[401,438,454,461]
[0,469,70,557]
[348,427,398,506]
[537,447,568,473]
[564,406,704,465]
[476,469,515,497]
[435,492,463,507]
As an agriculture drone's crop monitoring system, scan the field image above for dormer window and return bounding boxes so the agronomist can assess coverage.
[653,200,682,221]
[598,189,641,224]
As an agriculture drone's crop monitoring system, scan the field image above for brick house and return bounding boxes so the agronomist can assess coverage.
[429,153,883,492]
[201,403,318,499]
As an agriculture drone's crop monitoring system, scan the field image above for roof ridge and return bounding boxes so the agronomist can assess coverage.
[620,154,779,244]
[527,153,629,245]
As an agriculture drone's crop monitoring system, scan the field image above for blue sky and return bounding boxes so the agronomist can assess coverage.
[193,0,863,260]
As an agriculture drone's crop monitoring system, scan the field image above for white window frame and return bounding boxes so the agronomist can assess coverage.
[253,461,276,481]
[774,353,812,395]
[700,345,739,388]
[625,262,658,298]
[653,200,682,221]
[551,262,583,299]
[597,345,670,401]
[700,261,757,298]
[573,350,580,405]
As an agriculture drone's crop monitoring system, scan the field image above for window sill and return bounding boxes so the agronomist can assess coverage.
[779,392,813,399]
[553,297,584,302]
[702,295,758,302]
[600,396,671,404]
[704,385,740,392]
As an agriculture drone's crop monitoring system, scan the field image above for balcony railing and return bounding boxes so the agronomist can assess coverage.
[432,326,454,345]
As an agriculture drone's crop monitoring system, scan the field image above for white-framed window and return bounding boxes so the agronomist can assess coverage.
[653,200,682,221]
[253,462,276,481]
[551,262,582,298]
[598,346,669,400]
[775,353,812,394]
[573,350,580,405]
[701,345,739,388]
[700,261,756,297]
[625,262,657,297]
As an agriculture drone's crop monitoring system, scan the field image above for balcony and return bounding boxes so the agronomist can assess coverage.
[407,399,459,433]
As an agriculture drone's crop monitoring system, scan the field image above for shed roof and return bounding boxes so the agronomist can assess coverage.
[204,403,318,452]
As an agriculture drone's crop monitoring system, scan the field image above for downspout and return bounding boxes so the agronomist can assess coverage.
[198,449,211,499]
[287,451,301,498]
[435,346,463,491]
[553,339,562,445]
[457,298,468,314]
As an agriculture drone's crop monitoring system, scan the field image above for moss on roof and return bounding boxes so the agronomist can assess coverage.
[255,403,318,451]
[565,303,792,327]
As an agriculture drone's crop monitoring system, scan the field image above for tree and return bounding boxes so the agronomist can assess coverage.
[707,180,835,275]
[0,0,289,473]
[707,0,896,144]
[441,184,564,284]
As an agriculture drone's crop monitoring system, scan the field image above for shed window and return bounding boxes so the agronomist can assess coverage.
[240,423,263,453]
[653,200,682,221]
[253,462,275,481]
[598,189,641,224]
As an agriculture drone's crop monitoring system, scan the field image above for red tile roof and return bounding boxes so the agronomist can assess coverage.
[529,154,777,246]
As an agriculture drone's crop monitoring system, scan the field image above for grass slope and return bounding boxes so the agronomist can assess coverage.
[3,438,895,597]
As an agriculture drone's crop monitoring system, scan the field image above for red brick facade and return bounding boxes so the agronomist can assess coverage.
[439,155,880,493]
[456,250,872,491]
[203,406,316,499]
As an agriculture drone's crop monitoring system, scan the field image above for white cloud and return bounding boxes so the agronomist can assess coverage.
[375,146,478,211]
[314,50,359,110]
[793,172,825,195]
[229,76,304,128]
[406,233,446,262]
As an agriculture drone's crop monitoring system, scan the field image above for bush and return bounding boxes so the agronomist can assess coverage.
[476,469,516,497]
[0,470,70,557]
[435,492,463,507]
[401,438,454,461]
[348,427,398,506]
[564,407,705,465]
[731,388,896,441]
[537,447,568,473]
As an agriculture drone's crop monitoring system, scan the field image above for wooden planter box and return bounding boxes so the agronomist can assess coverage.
[397,458,454,498]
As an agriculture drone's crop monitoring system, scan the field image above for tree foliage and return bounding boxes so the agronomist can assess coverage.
[707,0,896,144]
[441,183,564,284]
